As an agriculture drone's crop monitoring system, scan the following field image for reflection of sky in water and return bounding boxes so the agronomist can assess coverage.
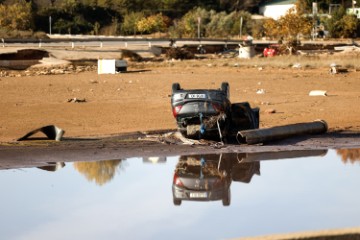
[1,150,360,240]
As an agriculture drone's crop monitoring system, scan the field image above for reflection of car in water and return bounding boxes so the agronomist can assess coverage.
[171,150,329,207]
[172,154,260,206]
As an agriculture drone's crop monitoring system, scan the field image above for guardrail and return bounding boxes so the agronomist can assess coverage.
[0,36,255,49]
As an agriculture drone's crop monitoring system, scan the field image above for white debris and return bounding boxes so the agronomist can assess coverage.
[292,63,301,68]
[67,97,86,103]
[309,90,327,96]
[256,89,266,94]
[329,66,337,74]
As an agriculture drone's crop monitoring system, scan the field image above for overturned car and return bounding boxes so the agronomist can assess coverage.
[171,82,259,141]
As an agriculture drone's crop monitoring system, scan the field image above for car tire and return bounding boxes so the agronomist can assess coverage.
[172,83,181,93]
[173,198,182,206]
[221,82,229,98]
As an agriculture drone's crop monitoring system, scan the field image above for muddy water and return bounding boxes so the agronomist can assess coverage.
[1,149,359,240]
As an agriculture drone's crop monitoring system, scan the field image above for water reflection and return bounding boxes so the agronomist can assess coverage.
[337,149,360,164]
[172,150,328,206]
[73,160,123,186]
[1,149,360,240]
[172,154,259,206]
[143,156,167,164]
[37,162,65,172]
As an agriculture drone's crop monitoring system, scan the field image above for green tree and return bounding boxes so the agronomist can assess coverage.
[326,6,358,38]
[177,7,211,38]
[136,13,169,34]
[0,0,33,30]
[264,8,312,41]
[121,11,144,35]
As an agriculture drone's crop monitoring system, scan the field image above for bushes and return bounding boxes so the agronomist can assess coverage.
[325,7,359,38]
[0,29,49,39]
[264,8,312,41]
[0,1,33,31]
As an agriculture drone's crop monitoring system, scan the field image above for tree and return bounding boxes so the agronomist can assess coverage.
[0,0,33,30]
[73,160,123,186]
[121,12,144,35]
[136,13,169,35]
[176,7,211,38]
[264,8,312,41]
[325,6,358,38]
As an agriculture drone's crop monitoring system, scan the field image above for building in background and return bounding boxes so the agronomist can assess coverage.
[259,0,297,19]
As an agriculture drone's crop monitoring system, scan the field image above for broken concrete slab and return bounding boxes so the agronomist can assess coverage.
[17,125,65,141]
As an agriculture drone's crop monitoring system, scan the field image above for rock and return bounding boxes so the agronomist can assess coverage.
[264,109,276,114]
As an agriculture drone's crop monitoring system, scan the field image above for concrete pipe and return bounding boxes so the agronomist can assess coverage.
[237,120,328,145]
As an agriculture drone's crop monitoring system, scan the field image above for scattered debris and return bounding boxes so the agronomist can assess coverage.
[264,109,276,114]
[309,90,327,96]
[237,120,328,145]
[292,63,302,69]
[67,97,86,103]
[329,65,348,74]
[121,49,143,62]
[38,162,66,172]
[261,101,271,105]
[165,47,194,60]
[334,45,360,52]
[98,59,127,74]
[256,89,266,94]
[17,125,65,141]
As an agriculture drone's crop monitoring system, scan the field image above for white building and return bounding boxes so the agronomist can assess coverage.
[259,0,297,19]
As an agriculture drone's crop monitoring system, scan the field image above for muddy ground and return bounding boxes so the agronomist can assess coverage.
[1,48,360,240]
[1,50,360,164]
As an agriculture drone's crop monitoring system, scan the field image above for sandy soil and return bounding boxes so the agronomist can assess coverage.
[1,51,360,239]
[1,62,360,143]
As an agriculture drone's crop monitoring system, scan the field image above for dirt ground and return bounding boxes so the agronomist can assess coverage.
[1,61,360,143]
[1,51,360,240]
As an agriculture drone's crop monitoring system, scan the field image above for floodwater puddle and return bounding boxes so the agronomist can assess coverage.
[1,149,360,240]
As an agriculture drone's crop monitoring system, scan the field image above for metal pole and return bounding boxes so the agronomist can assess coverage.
[240,17,243,39]
[197,17,201,39]
[49,16,51,35]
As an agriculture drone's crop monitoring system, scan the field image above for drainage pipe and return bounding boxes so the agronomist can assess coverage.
[237,120,328,145]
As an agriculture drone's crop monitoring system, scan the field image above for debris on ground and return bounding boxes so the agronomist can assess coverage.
[17,125,65,141]
[67,98,86,103]
[264,109,276,114]
[165,47,194,60]
[256,89,266,94]
[329,65,348,74]
[292,63,302,69]
[309,90,327,96]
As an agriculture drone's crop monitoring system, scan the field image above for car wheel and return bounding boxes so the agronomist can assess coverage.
[172,83,181,93]
[221,82,230,99]
[173,198,182,206]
